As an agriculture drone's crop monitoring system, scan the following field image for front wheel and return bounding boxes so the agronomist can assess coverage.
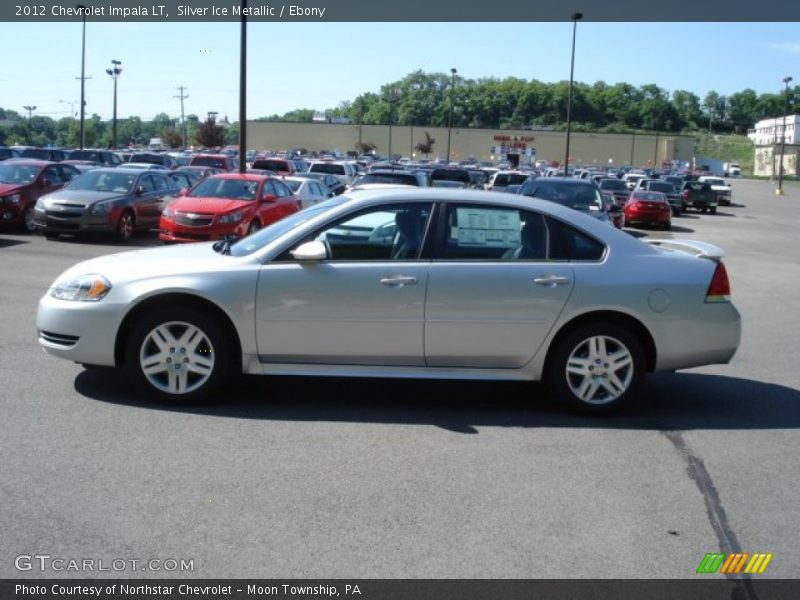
[117,210,135,242]
[709,207,717,215]
[23,205,38,233]
[248,219,260,235]
[546,323,645,414]
[123,307,234,404]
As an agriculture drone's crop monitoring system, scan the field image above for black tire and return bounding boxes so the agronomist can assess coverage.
[116,210,135,242]
[546,322,645,415]
[701,207,709,214]
[248,219,260,235]
[44,232,59,241]
[709,207,717,215]
[663,222,671,231]
[123,307,234,404]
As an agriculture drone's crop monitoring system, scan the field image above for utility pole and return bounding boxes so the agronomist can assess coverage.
[777,76,793,195]
[76,4,89,149]
[105,60,122,149]
[23,106,36,144]
[174,86,189,149]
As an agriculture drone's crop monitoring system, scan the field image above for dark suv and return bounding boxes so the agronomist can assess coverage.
[518,177,619,226]
[67,149,123,167]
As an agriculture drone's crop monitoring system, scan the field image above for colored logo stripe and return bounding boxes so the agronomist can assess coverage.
[697,552,773,574]
[744,553,773,574]
[697,553,726,574]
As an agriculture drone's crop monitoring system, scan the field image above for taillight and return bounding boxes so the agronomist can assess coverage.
[705,262,731,303]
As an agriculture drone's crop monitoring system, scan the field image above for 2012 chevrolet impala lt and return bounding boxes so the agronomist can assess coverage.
[37,189,741,413]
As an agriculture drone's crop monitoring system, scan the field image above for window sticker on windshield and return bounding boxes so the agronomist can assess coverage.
[453,208,521,248]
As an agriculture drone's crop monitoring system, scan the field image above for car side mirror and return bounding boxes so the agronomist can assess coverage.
[290,240,327,261]
[262,193,276,202]
[135,186,145,195]
[178,187,188,196]
[40,178,51,187]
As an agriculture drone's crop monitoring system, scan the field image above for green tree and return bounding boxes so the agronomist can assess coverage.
[195,115,225,148]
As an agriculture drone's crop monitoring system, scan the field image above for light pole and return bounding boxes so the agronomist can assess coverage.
[59,99,78,117]
[76,4,88,149]
[384,89,399,160]
[777,76,793,195]
[446,67,457,165]
[23,106,36,144]
[105,60,122,149]
[564,12,582,175]
[239,0,247,173]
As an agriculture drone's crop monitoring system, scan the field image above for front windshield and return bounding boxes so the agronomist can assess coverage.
[0,163,40,184]
[189,177,259,200]
[229,197,346,257]
[66,170,137,193]
[192,156,226,169]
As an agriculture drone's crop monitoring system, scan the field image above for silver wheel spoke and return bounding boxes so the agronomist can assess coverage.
[606,373,627,396]
[140,321,215,395]
[566,357,591,376]
[611,351,632,371]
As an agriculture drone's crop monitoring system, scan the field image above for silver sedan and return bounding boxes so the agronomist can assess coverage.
[36,189,741,414]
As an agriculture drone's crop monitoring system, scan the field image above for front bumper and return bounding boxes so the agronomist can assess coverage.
[159,218,244,243]
[33,206,113,233]
[37,293,127,366]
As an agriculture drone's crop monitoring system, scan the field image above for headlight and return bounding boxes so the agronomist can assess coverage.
[218,211,245,224]
[2,194,21,204]
[50,274,112,302]
[162,207,174,219]
[89,201,113,214]
[35,198,46,211]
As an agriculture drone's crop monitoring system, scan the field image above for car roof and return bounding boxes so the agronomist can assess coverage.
[207,172,269,181]
[0,159,52,167]
[531,177,595,186]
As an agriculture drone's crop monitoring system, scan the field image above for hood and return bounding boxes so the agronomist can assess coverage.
[168,195,251,214]
[50,242,241,289]
[0,183,27,196]
[41,189,126,207]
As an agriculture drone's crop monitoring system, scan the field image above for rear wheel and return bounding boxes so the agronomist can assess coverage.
[709,207,717,215]
[546,322,645,414]
[117,210,135,242]
[123,307,234,404]
[701,207,709,214]
[248,219,260,235]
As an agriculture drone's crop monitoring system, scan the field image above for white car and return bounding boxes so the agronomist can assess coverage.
[281,176,333,209]
[307,160,358,187]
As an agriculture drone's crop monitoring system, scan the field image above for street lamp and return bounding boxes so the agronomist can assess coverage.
[105,60,122,149]
[563,11,583,175]
[777,76,793,195]
[446,67,457,165]
[238,0,247,174]
[23,106,36,144]
[76,4,89,149]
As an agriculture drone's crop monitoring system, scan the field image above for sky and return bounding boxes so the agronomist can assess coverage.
[2,21,799,122]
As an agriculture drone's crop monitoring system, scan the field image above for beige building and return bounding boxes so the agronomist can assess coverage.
[246,121,693,168]
[753,144,799,178]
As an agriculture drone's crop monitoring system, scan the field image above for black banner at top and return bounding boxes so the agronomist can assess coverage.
[2,0,800,22]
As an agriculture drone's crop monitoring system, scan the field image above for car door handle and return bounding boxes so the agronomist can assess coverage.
[533,275,571,286]
[380,276,418,287]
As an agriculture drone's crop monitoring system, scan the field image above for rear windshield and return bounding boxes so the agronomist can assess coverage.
[647,182,675,193]
[494,173,529,186]
[520,181,604,212]
[131,154,165,165]
[599,179,627,191]
[633,192,667,202]
[431,169,470,184]
[357,173,420,186]
[191,156,227,169]
[253,159,290,172]
[310,163,346,175]
[68,150,102,162]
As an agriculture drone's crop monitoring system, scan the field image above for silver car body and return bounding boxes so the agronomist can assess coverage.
[37,189,740,382]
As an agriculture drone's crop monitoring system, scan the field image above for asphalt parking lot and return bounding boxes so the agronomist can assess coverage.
[1,179,798,579]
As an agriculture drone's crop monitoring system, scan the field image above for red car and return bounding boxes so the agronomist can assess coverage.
[159,173,301,243]
[0,160,80,232]
[624,190,672,230]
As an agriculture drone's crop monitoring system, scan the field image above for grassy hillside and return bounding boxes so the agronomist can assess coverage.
[692,132,755,176]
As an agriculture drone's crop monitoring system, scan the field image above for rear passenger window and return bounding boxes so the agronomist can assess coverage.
[439,204,547,261]
[545,217,605,261]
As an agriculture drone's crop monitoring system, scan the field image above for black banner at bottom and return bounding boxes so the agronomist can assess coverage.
[3,579,800,600]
